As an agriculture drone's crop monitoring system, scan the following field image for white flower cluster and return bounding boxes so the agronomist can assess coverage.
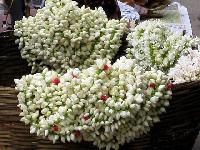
[126,20,199,72]
[168,48,200,83]
[15,57,172,150]
[14,0,127,73]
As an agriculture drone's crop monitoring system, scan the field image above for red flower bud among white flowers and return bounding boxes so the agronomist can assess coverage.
[74,130,81,138]
[51,78,60,85]
[166,83,174,90]
[100,95,109,101]
[51,124,60,132]
[149,83,156,89]
[103,64,110,71]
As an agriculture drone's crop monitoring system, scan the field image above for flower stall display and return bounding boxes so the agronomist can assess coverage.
[126,20,199,72]
[168,48,200,83]
[9,0,200,149]
[14,0,127,73]
[15,57,172,150]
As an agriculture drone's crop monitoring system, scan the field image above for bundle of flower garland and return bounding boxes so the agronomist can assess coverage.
[126,20,199,72]
[14,0,127,73]
[15,57,172,150]
[168,48,200,83]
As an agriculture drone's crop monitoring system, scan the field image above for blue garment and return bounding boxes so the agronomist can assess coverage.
[30,0,45,8]
[10,0,25,27]
[118,1,140,21]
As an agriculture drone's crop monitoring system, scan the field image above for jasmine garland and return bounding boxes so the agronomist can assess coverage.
[15,57,172,150]
[168,48,200,83]
[126,20,199,72]
[14,0,127,73]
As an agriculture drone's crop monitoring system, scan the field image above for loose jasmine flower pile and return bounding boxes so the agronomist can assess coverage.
[14,0,127,73]
[168,49,200,83]
[15,57,172,150]
[126,20,199,72]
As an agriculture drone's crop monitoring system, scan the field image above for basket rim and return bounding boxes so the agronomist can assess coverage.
[173,80,200,90]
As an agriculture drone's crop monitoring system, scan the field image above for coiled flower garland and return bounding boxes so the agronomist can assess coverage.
[15,57,172,150]
[168,49,200,83]
[14,0,127,73]
[126,20,199,72]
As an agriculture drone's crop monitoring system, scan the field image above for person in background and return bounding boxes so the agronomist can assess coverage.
[5,0,27,27]
[75,0,121,20]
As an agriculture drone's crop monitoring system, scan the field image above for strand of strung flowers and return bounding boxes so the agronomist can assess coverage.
[15,57,172,150]
[168,48,200,83]
[126,20,199,73]
[14,0,127,73]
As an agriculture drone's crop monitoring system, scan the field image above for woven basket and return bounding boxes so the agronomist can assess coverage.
[0,31,200,150]
[0,31,31,87]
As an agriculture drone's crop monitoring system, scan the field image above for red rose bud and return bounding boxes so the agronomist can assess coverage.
[167,83,174,90]
[103,64,109,71]
[83,116,90,121]
[101,95,109,101]
[52,124,60,132]
[74,130,81,138]
[52,78,60,85]
[149,83,156,89]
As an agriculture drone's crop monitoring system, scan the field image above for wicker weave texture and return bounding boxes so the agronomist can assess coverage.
[0,31,31,87]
